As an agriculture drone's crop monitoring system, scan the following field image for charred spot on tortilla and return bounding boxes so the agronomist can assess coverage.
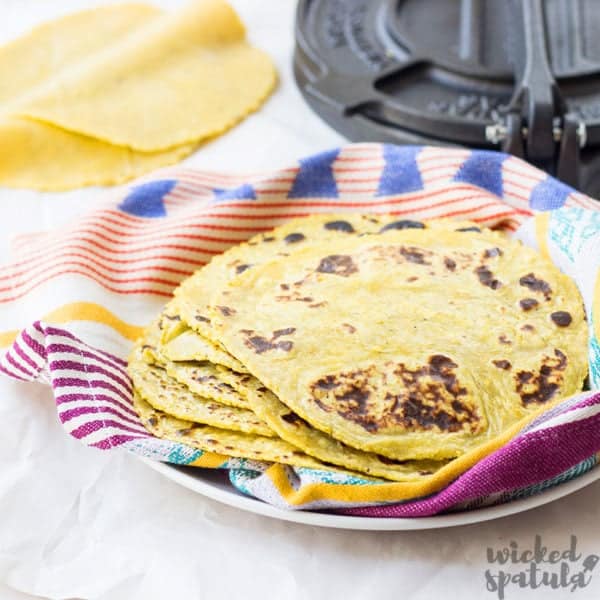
[241,327,296,354]
[519,298,539,311]
[380,220,425,232]
[316,254,358,277]
[324,220,355,233]
[309,356,479,434]
[484,247,503,258]
[515,349,567,405]
[235,263,251,274]
[551,311,572,327]
[284,232,306,244]
[492,359,512,370]
[475,265,502,289]
[519,273,552,300]
[444,257,457,271]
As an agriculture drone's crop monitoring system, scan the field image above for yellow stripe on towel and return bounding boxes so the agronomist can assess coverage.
[0,301,144,347]
[534,212,551,261]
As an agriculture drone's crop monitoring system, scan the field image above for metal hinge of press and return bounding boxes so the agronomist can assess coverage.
[485,115,586,187]
[483,0,586,188]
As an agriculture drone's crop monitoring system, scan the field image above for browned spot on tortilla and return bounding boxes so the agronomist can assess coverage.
[499,334,512,345]
[309,356,479,434]
[342,323,356,334]
[316,254,358,277]
[324,220,355,233]
[444,257,456,271]
[519,272,552,300]
[195,314,210,323]
[492,359,512,370]
[521,324,535,332]
[407,276,419,282]
[280,283,290,291]
[275,293,314,304]
[281,412,308,426]
[262,236,275,242]
[235,264,251,274]
[475,265,502,289]
[147,417,157,427]
[283,232,306,244]
[242,328,295,354]
[551,311,572,327]
[273,327,296,338]
[163,314,180,321]
[484,247,503,258]
[309,301,328,308]
[515,349,568,405]
[177,424,204,436]
[193,374,217,383]
[216,306,236,317]
[399,246,430,265]
[519,298,539,311]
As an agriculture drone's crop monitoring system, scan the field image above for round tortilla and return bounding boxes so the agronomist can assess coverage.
[209,224,588,460]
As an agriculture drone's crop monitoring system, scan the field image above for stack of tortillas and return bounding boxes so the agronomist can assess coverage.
[129,214,589,481]
[0,1,276,190]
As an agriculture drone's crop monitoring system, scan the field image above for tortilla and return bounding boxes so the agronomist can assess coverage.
[140,315,251,409]
[18,0,276,152]
[217,366,448,481]
[135,299,446,480]
[0,1,275,189]
[0,117,195,191]
[174,214,475,346]
[209,224,588,460]
[132,391,327,469]
[130,346,273,436]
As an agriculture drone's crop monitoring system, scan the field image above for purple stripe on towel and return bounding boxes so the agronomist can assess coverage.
[59,405,143,428]
[69,419,149,440]
[55,392,138,417]
[46,343,129,376]
[51,377,132,405]
[49,359,132,393]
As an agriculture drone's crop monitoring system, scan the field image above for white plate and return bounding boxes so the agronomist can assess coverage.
[141,458,600,530]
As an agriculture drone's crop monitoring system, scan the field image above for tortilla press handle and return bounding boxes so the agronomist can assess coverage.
[507,0,562,166]
[490,0,585,187]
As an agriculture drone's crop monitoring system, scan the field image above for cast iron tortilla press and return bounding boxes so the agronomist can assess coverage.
[294,0,600,197]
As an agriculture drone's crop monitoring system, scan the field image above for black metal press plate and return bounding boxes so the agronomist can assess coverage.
[294,0,600,196]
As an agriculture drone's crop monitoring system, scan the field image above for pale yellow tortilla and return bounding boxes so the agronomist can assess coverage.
[17,0,277,152]
[209,224,588,460]
[0,1,275,190]
[0,117,195,191]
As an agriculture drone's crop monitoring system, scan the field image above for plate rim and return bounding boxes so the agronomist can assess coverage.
[140,457,600,530]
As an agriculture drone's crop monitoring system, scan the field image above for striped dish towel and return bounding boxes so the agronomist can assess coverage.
[2,144,599,515]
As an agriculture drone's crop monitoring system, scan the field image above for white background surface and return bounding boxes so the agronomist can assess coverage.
[2,2,600,599]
